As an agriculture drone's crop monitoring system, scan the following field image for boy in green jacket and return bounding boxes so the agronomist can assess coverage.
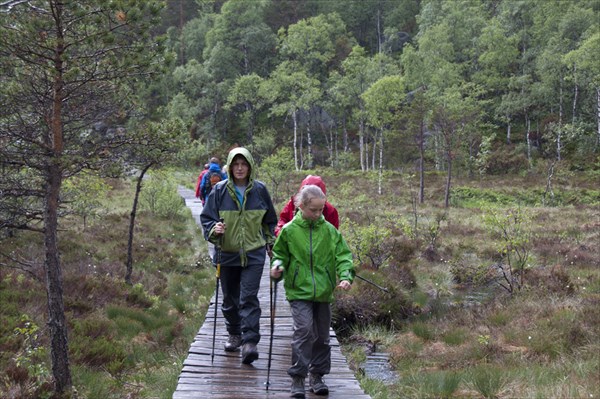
[270,184,354,398]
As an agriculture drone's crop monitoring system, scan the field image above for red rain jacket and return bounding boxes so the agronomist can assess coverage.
[274,175,339,236]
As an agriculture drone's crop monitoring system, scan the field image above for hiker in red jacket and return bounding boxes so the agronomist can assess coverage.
[195,163,210,201]
[275,175,339,237]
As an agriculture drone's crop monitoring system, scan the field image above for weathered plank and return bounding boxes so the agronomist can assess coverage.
[174,187,370,399]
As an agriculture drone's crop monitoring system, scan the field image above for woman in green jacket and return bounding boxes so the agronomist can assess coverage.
[201,147,277,364]
[270,184,354,398]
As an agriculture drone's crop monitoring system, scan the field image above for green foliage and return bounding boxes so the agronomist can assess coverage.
[452,185,600,208]
[483,207,532,293]
[12,315,50,383]
[139,170,186,219]
[421,371,462,399]
[259,147,296,203]
[62,171,110,230]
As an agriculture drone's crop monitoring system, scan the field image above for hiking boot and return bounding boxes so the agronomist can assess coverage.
[290,375,305,398]
[224,334,242,352]
[241,342,259,364]
[309,373,329,395]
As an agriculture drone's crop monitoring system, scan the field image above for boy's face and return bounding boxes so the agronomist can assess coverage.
[299,198,325,222]
[231,156,250,183]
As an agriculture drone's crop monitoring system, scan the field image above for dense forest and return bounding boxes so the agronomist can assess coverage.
[150,0,599,176]
[1,0,599,398]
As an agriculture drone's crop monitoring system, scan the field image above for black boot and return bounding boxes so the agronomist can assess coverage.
[241,342,258,364]
[290,375,305,398]
[309,373,329,395]
[224,334,241,352]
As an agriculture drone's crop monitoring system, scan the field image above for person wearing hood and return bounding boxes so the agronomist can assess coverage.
[274,175,339,237]
[270,184,354,398]
[200,147,277,365]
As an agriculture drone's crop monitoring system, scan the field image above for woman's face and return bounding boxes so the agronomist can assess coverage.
[230,156,250,184]
[299,197,325,222]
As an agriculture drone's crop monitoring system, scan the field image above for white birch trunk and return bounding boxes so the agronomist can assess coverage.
[572,64,578,125]
[306,121,313,169]
[597,87,600,147]
[558,79,563,161]
[293,109,299,171]
[378,129,383,195]
[359,117,365,171]
[371,132,377,170]
[526,115,532,168]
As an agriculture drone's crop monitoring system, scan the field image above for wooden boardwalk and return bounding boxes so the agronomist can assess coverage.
[174,187,370,399]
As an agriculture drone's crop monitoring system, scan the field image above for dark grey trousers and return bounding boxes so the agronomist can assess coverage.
[219,262,263,344]
[288,300,332,378]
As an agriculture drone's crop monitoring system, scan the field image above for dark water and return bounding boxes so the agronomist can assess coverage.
[360,352,399,384]
[358,286,494,384]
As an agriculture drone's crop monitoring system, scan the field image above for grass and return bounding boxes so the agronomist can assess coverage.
[0,175,215,399]
[1,167,599,398]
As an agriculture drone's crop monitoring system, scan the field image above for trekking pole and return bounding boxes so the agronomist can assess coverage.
[355,274,390,293]
[211,218,224,365]
[266,260,281,390]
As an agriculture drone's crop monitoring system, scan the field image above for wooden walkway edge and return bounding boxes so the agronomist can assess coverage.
[174,187,370,399]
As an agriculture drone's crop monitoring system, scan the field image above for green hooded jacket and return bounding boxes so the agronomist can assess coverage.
[272,211,354,303]
[200,147,277,267]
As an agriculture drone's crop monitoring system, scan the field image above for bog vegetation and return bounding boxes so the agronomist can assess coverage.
[1,0,599,398]
[1,167,598,398]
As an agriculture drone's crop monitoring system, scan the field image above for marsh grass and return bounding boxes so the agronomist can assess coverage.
[322,171,599,398]
[1,168,598,398]
[0,172,213,399]
[468,365,508,398]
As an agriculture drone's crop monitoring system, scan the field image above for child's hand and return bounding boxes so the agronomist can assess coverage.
[337,280,352,291]
[270,260,283,279]
[270,267,283,279]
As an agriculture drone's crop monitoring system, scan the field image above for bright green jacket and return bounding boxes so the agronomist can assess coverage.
[272,212,354,303]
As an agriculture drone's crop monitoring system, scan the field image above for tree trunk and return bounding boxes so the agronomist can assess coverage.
[45,164,72,394]
[342,112,348,152]
[572,64,578,125]
[444,154,452,208]
[378,129,383,195]
[306,113,313,168]
[418,118,425,204]
[359,116,365,171]
[506,116,511,144]
[377,8,382,54]
[293,109,299,171]
[245,101,254,142]
[125,163,153,285]
[597,87,600,147]
[558,78,563,161]
[371,131,377,170]
[525,114,532,168]
[46,4,72,391]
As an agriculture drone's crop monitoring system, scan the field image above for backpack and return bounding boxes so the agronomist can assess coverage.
[203,170,222,197]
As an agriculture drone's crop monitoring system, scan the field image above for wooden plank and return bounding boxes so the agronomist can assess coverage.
[174,187,370,399]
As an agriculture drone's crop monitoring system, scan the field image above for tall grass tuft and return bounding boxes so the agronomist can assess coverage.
[469,365,508,398]
[421,371,462,399]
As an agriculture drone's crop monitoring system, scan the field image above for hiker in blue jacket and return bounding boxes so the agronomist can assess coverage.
[200,157,227,201]
[201,147,277,364]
